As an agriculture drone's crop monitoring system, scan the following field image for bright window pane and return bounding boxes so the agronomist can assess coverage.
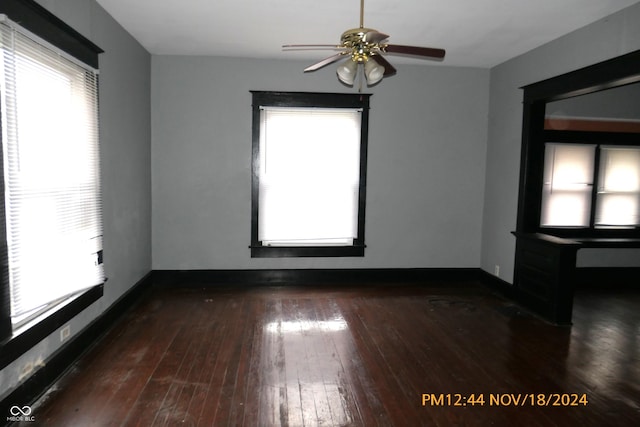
[258,107,361,246]
[595,147,640,227]
[540,143,595,227]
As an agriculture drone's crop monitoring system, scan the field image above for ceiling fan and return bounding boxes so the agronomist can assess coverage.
[283,0,445,87]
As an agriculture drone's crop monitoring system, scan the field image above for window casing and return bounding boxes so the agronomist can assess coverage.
[1,19,104,330]
[0,0,103,369]
[515,50,640,241]
[250,91,370,258]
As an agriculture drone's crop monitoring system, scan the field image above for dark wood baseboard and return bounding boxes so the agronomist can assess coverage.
[0,271,153,422]
[477,269,561,323]
[477,269,516,298]
[151,268,483,288]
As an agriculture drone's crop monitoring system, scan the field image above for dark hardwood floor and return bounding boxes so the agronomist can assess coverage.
[24,281,640,426]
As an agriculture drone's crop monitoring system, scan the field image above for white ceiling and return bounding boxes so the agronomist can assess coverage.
[95,0,639,68]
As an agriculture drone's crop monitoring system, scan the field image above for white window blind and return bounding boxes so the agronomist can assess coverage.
[595,147,640,227]
[0,17,104,329]
[258,107,362,246]
[540,143,595,227]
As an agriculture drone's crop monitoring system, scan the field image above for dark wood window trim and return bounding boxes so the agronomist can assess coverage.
[0,0,104,366]
[0,0,103,68]
[512,50,640,324]
[516,49,640,239]
[250,91,371,258]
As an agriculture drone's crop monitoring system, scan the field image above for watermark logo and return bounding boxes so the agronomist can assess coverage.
[7,405,35,422]
[10,406,31,416]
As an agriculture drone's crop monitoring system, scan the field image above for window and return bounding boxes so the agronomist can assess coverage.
[516,51,640,240]
[0,16,103,330]
[0,0,103,365]
[250,91,370,257]
[541,142,640,230]
[595,146,640,226]
[541,143,595,227]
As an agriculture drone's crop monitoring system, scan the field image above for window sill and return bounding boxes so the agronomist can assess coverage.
[250,245,365,258]
[0,284,103,370]
[537,227,640,239]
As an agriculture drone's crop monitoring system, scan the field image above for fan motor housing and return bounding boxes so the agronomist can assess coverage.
[341,27,378,61]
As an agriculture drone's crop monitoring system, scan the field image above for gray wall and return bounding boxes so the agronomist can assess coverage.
[151,56,489,270]
[0,0,151,400]
[547,82,640,120]
[481,2,640,282]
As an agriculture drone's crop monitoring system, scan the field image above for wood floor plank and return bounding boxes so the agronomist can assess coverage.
[256,298,288,427]
[196,295,248,425]
[338,295,424,426]
[215,294,257,426]
[239,296,266,427]
[317,298,388,427]
[281,297,316,427]
[121,308,204,426]
[300,297,355,427]
[184,292,235,426]
[154,299,219,426]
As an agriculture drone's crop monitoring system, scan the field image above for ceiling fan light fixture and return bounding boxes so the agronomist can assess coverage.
[285,0,445,88]
[364,59,384,85]
[336,59,358,85]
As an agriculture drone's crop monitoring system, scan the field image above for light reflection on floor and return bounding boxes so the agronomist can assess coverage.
[265,319,349,334]
[260,304,354,426]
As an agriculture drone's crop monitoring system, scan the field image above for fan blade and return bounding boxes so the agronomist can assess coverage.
[384,44,445,59]
[304,52,349,72]
[363,31,389,44]
[283,44,344,50]
[371,54,396,77]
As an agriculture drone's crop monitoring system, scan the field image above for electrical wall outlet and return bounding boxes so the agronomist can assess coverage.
[494,265,500,277]
[60,325,71,342]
